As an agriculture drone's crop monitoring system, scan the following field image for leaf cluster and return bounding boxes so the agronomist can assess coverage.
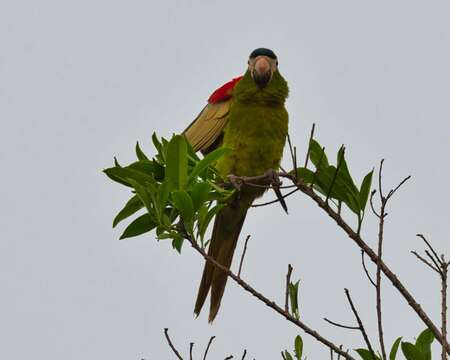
[294,139,374,230]
[356,329,434,360]
[103,134,234,252]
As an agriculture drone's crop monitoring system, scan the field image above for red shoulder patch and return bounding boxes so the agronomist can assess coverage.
[207,76,243,104]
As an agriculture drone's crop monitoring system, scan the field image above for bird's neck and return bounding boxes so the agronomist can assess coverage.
[233,70,289,106]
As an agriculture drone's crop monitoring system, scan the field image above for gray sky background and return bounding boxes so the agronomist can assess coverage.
[1,0,449,359]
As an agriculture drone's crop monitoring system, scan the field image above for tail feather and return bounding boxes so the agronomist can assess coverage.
[193,203,248,322]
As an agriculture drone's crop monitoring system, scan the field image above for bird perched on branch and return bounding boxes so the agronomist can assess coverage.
[184,48,289,322]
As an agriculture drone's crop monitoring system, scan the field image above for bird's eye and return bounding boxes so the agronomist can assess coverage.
[276,60,279,66]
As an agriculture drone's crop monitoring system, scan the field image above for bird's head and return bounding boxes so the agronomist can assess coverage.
[247,48,278,89]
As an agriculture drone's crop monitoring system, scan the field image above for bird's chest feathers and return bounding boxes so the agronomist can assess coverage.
[217,102,288,176]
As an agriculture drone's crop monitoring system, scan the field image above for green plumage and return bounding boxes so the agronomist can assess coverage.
[194,69,289,322]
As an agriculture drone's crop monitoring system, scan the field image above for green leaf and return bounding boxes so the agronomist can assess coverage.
[294,336,303,359]
[113,195,144,228]
[289,280,300,319]
[166,135,188,189]
[336,147,359,194]
[355,349,379,360]
[171,190,194,223]
[415,328,434,360]
[389,337,402,360]
[309,139,329,168]
[359,170,374,211]
[401,342,419,360]
[104,162,157,188]
[135,141,149,160]
[156,180,172,217]
[190,182,211,211]
[294,167,316,184]
[127,178,152,213]
[119,213,156,239]
[283,351,294,360]
[171,234,184,253]
[199,204,222,241]
[187,147,232,186]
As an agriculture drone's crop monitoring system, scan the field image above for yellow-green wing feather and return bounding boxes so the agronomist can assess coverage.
[183,100,231,153]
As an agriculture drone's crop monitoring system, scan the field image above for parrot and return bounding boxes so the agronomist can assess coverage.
[183,48,289,322]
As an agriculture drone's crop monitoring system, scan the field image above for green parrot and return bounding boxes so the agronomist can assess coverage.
[184,48,289,322]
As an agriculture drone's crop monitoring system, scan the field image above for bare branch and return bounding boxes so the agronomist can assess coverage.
[224,356,233,360]
[386,175,411,201]
[190,342,194,360]
[203,336,216,360]
[411,251,441,274]
[323,317,359,330]
[164,328,183,360]
[417,234,443,266]
[241,349,247,360]
[344,289,376,359]
[252,188,300,208]
[186,236,355,360]
[238,235,251,277]
[361,250,376,287]
[369,190,381,218]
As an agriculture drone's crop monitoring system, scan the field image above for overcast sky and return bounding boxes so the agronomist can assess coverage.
[1,0,450,359]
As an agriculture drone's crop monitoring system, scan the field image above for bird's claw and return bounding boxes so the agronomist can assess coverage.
[227,174,244,191]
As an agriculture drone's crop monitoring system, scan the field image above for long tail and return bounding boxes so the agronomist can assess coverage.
[194,202,248,322]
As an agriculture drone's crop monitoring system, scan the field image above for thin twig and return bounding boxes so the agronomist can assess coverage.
[251,188,300,208]
[276,173,450,353]
[203,336,216,360]
[344,289,376,359]
[426,250,444,274]
[238,235,251,277]
[224,356,233,360]
[441,259,448,360]
[304,123,316,168]
[186,236,355,359]
[386,175,411,201]
[285,264,293,312]
[411,251,441,274]
[361,251,376,287]
[190,343,194,360]
[417,234,443,266]
[323,317,359,330]
[287,134,297,181]
[241,349,247,360]
[375,165,388,360]
[164,328,183,360]
[369,190,381,218]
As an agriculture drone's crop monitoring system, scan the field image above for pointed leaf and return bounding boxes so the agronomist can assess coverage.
[113,195,144,228]
[309,139,329,168]
[359,170,374,211]
[166,135,188,189]
[171,190,194,222]
[294,335,303,359]
[119,213,156,239]
[135,141,149,160]
[187,147,232,186]
[355,349,379,360]
[190,182,211,211]
[284,351,294,360]
[401,342,419,360]
[415,328,434,360]
[389,337,402,360]
[171,234,184,253]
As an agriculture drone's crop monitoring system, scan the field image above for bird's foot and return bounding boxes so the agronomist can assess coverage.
[264,169,283,187]
[227,174,244,191]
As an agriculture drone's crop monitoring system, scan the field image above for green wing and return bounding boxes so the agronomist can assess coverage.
[183,100,231,154]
